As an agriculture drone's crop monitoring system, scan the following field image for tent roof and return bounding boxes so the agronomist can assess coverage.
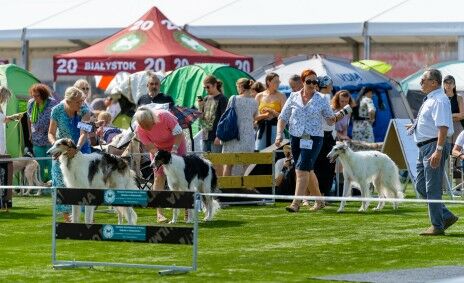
[1,0,463,46]
[53,7,252,78]
[401,61,464,92]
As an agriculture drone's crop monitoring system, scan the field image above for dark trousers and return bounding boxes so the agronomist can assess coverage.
[314,131,336,195]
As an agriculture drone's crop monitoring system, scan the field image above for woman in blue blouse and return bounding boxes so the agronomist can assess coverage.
[27,84,58,182]
[48,86,91,222]
[276,69,336,212]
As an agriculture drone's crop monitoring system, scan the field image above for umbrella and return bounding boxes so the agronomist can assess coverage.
[352,60,392,74]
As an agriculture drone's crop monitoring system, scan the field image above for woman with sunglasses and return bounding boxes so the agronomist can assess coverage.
[352,87,376,142]
[74,79,92,106]
[255,72,287,151]
[443,75,464,143]
[276,69,336,212]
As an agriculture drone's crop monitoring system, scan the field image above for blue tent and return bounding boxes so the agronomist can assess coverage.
[252,54,412,142]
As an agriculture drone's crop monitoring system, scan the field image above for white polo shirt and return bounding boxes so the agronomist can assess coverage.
[414,88,454,143]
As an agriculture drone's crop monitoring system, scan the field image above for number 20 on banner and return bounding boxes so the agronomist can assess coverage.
[56,59,78,74]
[235,60,251,72]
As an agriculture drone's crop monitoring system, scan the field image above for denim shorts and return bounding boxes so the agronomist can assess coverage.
[290,135,323,172]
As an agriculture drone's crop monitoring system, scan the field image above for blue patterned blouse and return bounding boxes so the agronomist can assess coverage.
[27,98,58,146]
[50,102,91,153]
[279,91,334,138]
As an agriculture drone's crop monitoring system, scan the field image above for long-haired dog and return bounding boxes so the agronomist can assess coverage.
[47,138,137,224]
[327,142,404,212]
[151,150,220,223]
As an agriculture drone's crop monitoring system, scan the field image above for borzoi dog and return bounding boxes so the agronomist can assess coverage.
[151,150,220,223]
[327,142,404,212]
[13,158,50,196]
[47,138,137,224]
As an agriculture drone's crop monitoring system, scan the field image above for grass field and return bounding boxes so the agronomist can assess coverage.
[1,193,463,282]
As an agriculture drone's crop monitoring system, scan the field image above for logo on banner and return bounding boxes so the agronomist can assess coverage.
[104,190,116,204]
[108,31,146,53]
[102,225,114,239]
[174,31,210,54]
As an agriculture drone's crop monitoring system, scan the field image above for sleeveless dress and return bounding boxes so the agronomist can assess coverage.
[222,96,258,153]
[352,97,375,142]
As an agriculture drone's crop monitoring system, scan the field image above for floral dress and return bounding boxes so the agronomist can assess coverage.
[352,96,376,142]
[222,95,258,153]
[50,102,90,213]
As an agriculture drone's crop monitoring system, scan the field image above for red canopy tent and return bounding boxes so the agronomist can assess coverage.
[53,7,253,80]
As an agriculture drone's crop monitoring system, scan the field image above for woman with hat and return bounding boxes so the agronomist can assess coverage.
[443,75,464,143]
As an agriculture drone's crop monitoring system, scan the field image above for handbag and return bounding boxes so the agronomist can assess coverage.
[216,96,240,142]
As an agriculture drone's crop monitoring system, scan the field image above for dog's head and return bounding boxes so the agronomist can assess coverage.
[151,150,172,170]
[327,141,349,163]
[46,138,77,160]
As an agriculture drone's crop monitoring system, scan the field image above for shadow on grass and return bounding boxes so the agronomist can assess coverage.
[0,210,48,220]
[199,219,246,229]
[320,206,419,216]
[445,233,464,238]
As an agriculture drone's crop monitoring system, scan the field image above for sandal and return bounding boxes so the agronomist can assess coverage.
[157,215,168,223]
[309,201,324,212]
[285,204,300,213]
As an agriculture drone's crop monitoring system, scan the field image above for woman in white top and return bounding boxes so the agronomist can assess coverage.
[275,69,337,212]
[0,86,21,154]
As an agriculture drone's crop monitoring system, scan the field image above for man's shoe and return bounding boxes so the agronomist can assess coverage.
[444,215,459,230]
[419,226,445,236]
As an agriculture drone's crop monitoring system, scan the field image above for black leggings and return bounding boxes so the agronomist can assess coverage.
[314,131,336,195]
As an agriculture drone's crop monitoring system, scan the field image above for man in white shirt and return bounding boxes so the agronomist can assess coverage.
[408,68,459,236]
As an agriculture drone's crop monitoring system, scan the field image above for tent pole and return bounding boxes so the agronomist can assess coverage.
[458,36,464,61]
[20,28,29,70]
[362,22,370,60]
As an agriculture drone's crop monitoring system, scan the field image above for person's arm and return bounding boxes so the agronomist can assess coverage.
[453,95,464,122]
[428,126,448,168]
[48,119,57,145]
[452,144,464,159]
[275,118,287,147]
[171,132,184,153]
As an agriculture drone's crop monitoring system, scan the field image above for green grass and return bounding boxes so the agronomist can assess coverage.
[1,193,463,282]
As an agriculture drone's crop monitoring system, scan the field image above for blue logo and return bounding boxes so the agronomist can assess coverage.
[104,190,116,204]
[102,225,114,239]
[337,73,362,82]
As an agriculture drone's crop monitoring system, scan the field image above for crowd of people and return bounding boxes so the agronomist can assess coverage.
[0,67,463,236]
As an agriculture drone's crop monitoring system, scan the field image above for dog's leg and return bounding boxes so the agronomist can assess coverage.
[373,178,385,211]
[170,209,179,224]
[72,205,80,223]
[337,177,351,213]
[85,206,96,224]
[358,182,370,212]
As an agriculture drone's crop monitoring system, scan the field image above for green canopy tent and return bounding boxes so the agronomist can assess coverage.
[160,63,254,107]
[0,64,40,157]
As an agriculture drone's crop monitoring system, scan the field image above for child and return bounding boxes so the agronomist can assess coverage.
[95,111,122,144]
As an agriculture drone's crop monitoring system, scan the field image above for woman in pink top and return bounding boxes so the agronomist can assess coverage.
[134,106,187,223]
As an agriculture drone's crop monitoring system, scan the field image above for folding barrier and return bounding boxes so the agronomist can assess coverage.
[204,152,276,205]
[51,188,200,275]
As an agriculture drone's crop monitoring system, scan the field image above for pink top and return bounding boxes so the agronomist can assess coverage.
[135,109,187,155]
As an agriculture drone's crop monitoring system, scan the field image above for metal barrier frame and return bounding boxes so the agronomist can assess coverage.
[51,188,200,275]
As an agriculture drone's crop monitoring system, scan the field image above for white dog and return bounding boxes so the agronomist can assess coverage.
[47,138,138,224]
[151,150,220,223]
[327,142,404,212]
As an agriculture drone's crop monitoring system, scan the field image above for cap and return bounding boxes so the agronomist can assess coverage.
[317,75,333,88]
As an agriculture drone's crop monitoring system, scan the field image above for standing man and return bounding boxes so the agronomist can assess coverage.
[288,74,303,92]
[408,68,459,236]
[137,72,174,106]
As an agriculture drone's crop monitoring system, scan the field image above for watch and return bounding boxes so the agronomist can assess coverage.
[436,145,443,151]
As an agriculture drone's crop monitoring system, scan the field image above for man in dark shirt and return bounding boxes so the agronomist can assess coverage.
[137,72,174,106]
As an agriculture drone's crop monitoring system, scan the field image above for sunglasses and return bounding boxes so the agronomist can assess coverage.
[81,87,89,91]
[305,79,318,85]
[204,85,211,90]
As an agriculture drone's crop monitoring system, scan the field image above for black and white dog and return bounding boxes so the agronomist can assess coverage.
[151,150,220,223]
[47,138,138,225]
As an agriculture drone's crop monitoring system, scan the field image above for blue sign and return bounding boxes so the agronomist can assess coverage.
[337,72,362,82]
[102,224,146,241]
[104,190,148,206]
